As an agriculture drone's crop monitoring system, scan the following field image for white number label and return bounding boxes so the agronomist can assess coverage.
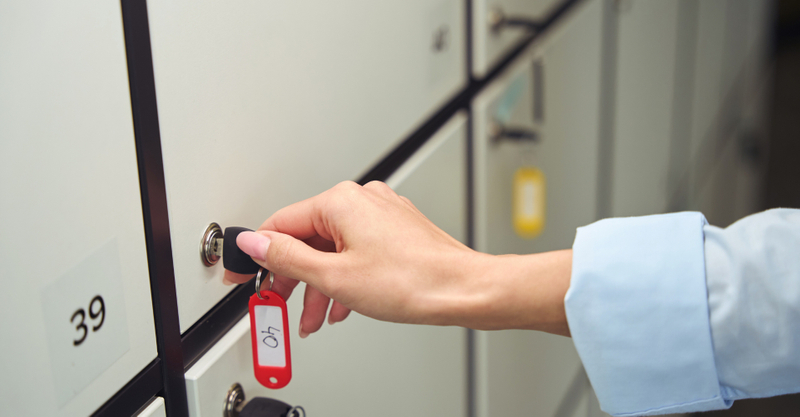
[253,305,286,367]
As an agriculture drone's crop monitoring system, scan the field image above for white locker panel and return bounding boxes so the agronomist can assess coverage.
[137,398,167,417]
[472,0,564,78]
[387,112,468,244]
[0,1,157,416]
[610,0,680,217]
[472,0,602,415]
[146,0,468,333]
[186,314,466,417]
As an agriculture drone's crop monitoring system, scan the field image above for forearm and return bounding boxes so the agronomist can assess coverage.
[432,249,572,336]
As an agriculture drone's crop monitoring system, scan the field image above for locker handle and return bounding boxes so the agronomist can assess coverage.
[489,120,539,144]
[488,6,540,33]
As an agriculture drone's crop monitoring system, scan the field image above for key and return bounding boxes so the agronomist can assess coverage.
[224,383,305,417]
[200,223,261,274]
[239,397,305,417]
[200,224,293,389]
[223,226,263,274]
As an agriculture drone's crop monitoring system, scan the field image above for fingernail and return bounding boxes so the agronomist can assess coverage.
[222,277,234,286]
[299,323,309,339]
[237,231,270,262]
[328,316,335,325]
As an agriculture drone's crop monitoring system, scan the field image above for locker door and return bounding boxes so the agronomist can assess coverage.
[0,1,157,415]
[609,0,680,217]
[145,0,468,333]
[684,0,728,211]
[690,0,772,222]
[472,0,602,415]
[185,114,469,417]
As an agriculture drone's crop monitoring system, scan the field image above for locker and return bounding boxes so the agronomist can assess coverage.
[689,0,727,169]
[472,0,566,77]
[145,0,468,332]
[697,132,741,228]
[720,0,750,108]
[471,0,602,415]
[742,0,773,100]
[473,0,601,256]
[0,1,157,415]
[185,114,469,417]
[689,0,772,220]
[609,0,680,217]
[186,315,466,417]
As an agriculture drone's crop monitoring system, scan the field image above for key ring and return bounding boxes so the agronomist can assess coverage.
[254,268,274,300]
[288,406,305,417]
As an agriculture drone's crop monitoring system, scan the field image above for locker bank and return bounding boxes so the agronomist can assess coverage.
[0,0,775,416]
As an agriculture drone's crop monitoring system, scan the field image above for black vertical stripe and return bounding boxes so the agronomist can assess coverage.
[119,0,189,416]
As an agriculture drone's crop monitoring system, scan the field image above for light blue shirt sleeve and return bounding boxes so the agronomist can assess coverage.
[565,209,800,416]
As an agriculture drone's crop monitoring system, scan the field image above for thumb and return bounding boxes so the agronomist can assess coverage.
[236,230,333,288]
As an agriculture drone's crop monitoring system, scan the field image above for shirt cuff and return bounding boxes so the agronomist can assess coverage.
[565,212,731,416]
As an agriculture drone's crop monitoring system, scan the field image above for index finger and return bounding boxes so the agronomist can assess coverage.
[258,181,357,242]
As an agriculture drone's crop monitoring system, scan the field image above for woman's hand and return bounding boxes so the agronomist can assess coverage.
[223,180,572,338]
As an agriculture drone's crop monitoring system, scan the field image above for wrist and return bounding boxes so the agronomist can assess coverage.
[442,250,572,336]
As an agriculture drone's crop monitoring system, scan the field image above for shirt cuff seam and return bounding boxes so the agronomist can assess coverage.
[612,396,727,417]
[722,385,800,401]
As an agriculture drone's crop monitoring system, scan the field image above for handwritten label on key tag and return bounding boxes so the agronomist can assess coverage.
[249,283,292,389]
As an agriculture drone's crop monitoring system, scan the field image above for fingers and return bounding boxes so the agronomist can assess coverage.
[221,269,301,301]
[304,234,336,253]
[237,230,338,292]
[328,301,352,325]
[362,180,394,196]
[398,195,424,215]
[299,285,331,338]
[222,270,253,285]
[258,180,362,241]
[267,274,301,302]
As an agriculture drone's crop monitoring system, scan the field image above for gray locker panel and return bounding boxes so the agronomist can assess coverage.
[0,0,157,415]
[146,0,468,332]
[472,0,603,415]
[474,0,601,256]
[689,0,727,165]
[689,0,772,220]
[610,0,680,217]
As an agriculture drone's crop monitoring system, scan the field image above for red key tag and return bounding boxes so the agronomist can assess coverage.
[248,269,292,389]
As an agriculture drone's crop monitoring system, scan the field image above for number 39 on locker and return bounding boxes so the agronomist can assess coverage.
[248,290,292,389]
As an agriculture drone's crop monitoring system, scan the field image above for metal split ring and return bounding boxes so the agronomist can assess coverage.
[289,406,306,417]
[254,268,274,299]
